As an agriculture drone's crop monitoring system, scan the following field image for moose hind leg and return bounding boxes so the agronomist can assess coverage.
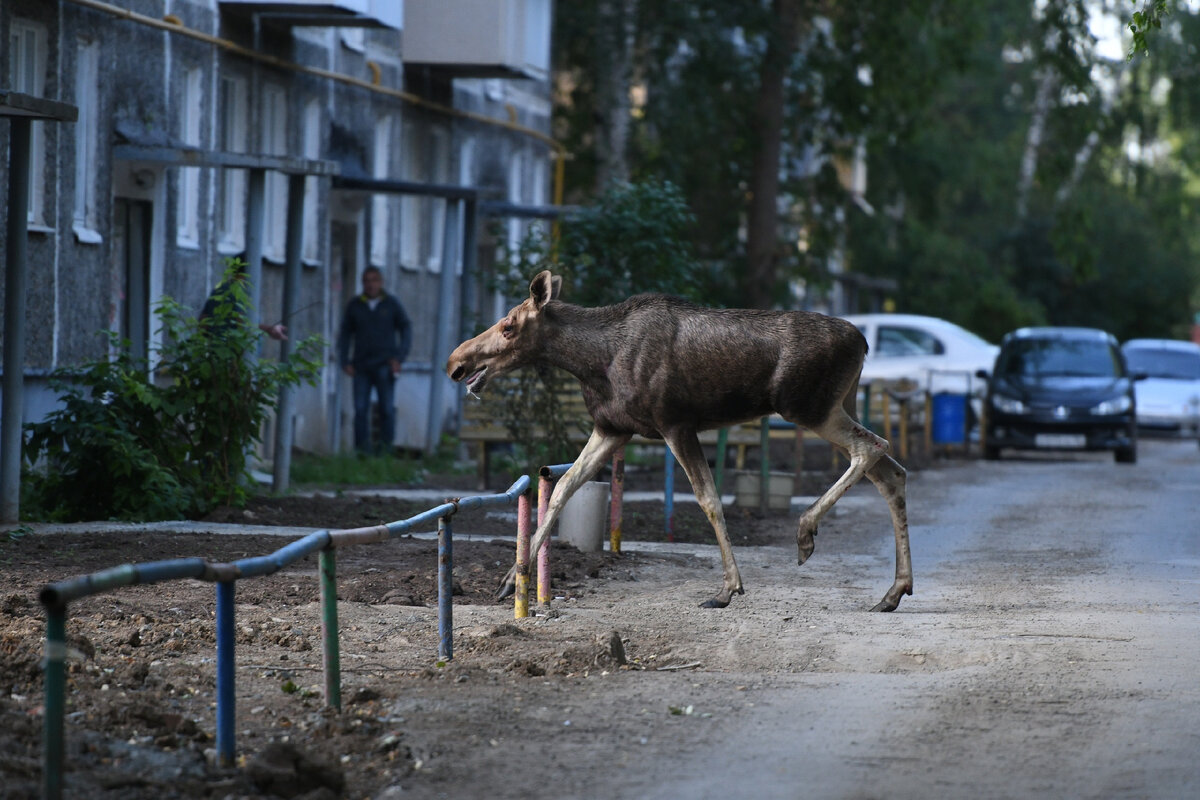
[662,429,744,608]
[864,454,913,612]
[796,412,888,565]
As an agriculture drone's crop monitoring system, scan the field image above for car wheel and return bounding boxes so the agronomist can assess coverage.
[1115,444,1137,464]
[983,444,1001,461]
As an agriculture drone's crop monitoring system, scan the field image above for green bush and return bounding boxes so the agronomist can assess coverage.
[22,267,322,521]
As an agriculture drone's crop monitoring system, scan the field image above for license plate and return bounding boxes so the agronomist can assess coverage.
[1035,433,1086,449]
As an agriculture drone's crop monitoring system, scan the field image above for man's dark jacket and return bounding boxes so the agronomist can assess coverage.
[337,293,412,371]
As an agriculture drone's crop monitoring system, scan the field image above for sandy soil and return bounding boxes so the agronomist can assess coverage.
[4,443,1197,799]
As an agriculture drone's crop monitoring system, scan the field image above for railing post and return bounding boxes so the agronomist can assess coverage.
[438,515,454,660]
[515,489,533,618]
[759,416,770,514]
[664,448,675,542]
[537,473,552,604]
[609,449,625,553]
[714,428,729,496]
[319,548,341,709]
[43,605,66,800]
[215,580,237,766]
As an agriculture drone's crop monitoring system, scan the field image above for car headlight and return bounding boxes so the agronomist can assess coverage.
[992,394,1027,414]
[1091,395,1132,415]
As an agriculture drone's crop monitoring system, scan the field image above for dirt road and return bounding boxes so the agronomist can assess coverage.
[3,440,1198,798]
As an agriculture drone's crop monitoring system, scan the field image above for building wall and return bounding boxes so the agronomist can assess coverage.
[0,0,555,458]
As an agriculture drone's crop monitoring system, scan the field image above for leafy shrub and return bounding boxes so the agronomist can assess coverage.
[22,268,322,521]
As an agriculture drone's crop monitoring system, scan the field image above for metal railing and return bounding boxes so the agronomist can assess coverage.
[38,475,531,800]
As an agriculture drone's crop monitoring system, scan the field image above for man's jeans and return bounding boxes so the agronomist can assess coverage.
[352,365,395,454]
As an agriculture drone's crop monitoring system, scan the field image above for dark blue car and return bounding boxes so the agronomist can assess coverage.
[978,327,1139,463]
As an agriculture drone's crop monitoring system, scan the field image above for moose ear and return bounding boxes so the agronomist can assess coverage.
[529,271,562,309]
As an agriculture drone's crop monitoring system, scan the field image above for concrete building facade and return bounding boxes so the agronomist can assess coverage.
[0,0,555,458]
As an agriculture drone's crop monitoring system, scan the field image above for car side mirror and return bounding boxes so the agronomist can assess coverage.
[1132,372,1149,382]
[975,369,990,380]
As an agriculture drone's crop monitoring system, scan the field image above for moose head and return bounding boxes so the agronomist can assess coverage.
[446,270,563,397]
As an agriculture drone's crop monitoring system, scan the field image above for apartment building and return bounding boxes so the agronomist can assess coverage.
[0,0,555,461]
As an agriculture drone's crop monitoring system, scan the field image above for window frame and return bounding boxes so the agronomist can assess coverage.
[10,19,48,228]
[72,38,101,244]
[176,66,204,248]
[217,74,249,254]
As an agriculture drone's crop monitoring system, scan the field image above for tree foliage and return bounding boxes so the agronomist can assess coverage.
[22,268,323,521]
[552,0,1200,341]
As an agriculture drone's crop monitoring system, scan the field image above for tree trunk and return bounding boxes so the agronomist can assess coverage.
[744,0,802,309]
[1015,67,1059,223]
[595,0,638,191]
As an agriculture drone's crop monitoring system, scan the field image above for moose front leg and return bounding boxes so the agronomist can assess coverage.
[497,428,631,599]
[662,429,744,608]
[864,453,913,612]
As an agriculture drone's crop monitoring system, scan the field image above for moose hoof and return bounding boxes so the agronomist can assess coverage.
[495,580,516,600]
[869,598,899,613]
[699,585,744,609]
[797,527,817,565]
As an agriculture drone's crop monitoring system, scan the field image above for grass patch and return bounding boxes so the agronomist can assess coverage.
[289,438,466,487]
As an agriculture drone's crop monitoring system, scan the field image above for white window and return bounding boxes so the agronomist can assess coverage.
[9,20,47,227]
[370,115,394,266]
[400,122,421,270]
[507,151,526,255]
[73,40,101,244]
[260,84,288,260]
[426,129,449,273]
[302,99,321,262]
[176,67,203,247]
[217,75,248,253]
[529,154,548,241]
[457,137,476,277]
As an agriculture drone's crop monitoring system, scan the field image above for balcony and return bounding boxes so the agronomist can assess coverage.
[218,1,404,30]
[403,0,550,80]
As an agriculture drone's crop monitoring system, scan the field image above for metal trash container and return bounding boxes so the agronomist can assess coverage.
[931,393,967,444]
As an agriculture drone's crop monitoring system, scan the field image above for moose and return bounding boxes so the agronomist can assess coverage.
[447,271,912,612]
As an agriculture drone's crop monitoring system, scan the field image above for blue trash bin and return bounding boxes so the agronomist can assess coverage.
[931,393,967,444]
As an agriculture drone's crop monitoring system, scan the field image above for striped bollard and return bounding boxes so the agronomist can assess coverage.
[537,472,552,604]
[609,449,625,553]
[515,489,533,618]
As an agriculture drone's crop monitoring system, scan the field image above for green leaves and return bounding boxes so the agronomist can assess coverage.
[1129,1,1170,58]
[21,265,323,522]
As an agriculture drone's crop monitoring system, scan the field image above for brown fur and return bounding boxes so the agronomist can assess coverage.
[448,271,913,611]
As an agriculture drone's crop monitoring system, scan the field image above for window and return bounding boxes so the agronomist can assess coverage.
[73,40,101,243]
[217,75,248,252]
[426,128,449,273]
[260,85,288,260]
[302,99,321,262]
[370,115,394,266]
[9,20,47,227]
[877,326,945,358]
[400,122,421,270]
[506,151,526,255]
[456,137,476,276]
[176,67,203,247]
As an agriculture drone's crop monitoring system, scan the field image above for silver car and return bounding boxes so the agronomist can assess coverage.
[1122,339,1200,445]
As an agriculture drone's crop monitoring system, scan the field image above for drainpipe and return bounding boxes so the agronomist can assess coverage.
[273,174,306,491]
[1,118,31,522]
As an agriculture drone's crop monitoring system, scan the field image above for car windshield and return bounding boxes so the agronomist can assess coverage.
[1123,348,1200,380]
[996,338,1121,379]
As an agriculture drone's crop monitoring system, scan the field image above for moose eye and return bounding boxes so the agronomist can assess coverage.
[501,319,515,337]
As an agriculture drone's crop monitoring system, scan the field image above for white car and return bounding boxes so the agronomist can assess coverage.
[842,313,998,398]
[1121,339,1200,444]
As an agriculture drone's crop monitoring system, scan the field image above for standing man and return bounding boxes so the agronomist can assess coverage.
[337,266,412,454]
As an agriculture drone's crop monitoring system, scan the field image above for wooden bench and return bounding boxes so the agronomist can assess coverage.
[456,374,836,488]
